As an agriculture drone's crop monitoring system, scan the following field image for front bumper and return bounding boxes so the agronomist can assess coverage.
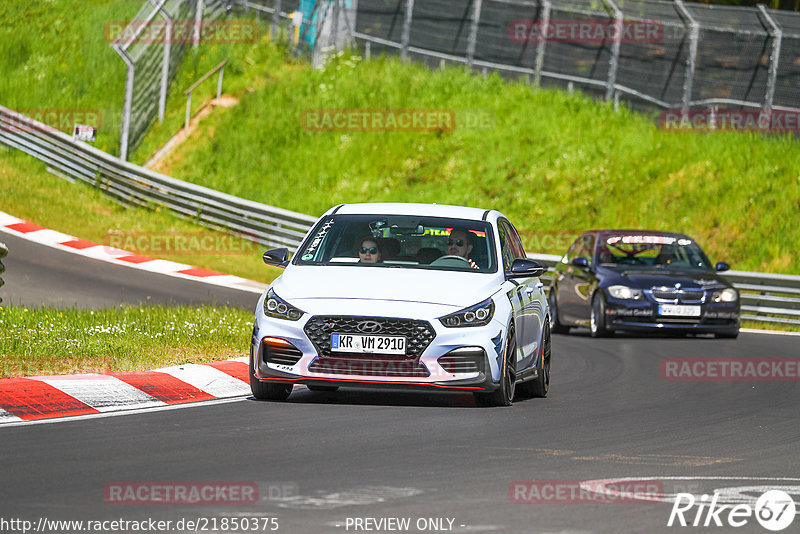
[604,297,739,333]
[251,313,507,391]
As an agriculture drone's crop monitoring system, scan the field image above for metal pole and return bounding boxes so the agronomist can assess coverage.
[534,0,551,87]
[194,0,204,48]
[217,65,224,99]
[675,0,698,113]
[272,0,282,39]
[365,40,371,60]
[113,45,135,161]
[604,0,623,102]
[154,2,172,124]
[758,4,782,113]
[466,0,483,69]
[330,0,341,49]
[400,0,415,61]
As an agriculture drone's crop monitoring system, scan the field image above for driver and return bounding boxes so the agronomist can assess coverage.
[447,228,479,269]
[357,236,382,263]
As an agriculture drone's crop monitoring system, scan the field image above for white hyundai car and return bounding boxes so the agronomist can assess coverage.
[250,203,552,406]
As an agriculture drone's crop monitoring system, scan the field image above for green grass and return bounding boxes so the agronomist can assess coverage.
[151,46,800,275]
[0,149,282,283]
[0,305,252,378]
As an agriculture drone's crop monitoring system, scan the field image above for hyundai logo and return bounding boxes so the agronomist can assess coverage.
[356,320,383,333]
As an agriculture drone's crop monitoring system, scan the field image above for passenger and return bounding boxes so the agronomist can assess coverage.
[447,228,479,269]
[358,236,382,264]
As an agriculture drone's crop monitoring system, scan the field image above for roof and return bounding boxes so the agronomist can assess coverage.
[328,203,495,221]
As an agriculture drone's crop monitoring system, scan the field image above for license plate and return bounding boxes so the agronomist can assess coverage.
[331,334,406,355]
[658,304,701,317]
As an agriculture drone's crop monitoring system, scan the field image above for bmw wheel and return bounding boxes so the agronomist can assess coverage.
[590,293,611,338]
[549,289,570,334]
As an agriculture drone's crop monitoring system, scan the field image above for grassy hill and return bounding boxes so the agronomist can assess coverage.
[150,46,800,275]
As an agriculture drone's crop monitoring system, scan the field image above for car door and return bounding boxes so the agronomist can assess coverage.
[556,235,586,324]
[570,233,597,325]
[500,219,543,371]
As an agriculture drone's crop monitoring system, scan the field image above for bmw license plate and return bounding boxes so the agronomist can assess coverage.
[658,304,701,317]
[331,334,406,355]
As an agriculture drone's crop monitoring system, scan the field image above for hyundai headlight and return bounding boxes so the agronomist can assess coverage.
[712,288,738,303]
[439,298,495,328]
[607,285,644,300]
[264,288,305,321]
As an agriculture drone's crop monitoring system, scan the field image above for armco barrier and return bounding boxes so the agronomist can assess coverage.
[1,105,798,326]
[0,105,317,250]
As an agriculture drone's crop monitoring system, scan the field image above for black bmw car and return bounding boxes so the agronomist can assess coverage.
[549,230,740,338]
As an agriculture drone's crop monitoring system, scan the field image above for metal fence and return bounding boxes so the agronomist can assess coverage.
[352,0,800,113]
[112,0,230,161]
[2,104,799,326]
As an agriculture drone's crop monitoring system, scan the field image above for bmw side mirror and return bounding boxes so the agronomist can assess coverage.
[715,261,730,272]
[263,247,290,268]
[571,256,590,269]
[508,258,547,278]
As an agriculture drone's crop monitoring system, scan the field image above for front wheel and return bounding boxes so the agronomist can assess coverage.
[590,293,612,338]
[250,354,293,401]
[519,322,551,398]
[474,327,516,407]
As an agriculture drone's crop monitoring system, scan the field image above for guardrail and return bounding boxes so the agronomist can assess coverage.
[1,104,798,326]
[527,253,800,326]
[0,105,318,249]
[184,60,228,130]
[0,241,7,303]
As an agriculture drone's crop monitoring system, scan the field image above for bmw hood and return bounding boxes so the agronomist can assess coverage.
[609,269,731,290]
[271,265,501,308]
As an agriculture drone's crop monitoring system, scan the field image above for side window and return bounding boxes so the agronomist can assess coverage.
[497,223,515,271]
[500,220,526,260]
[578,233,595,264]
[564,236,583,264]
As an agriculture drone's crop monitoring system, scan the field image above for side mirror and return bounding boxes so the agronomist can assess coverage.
[263,247,290,268]
[571,256,590,269]
[508,258,547,278]
[715,261,730,272]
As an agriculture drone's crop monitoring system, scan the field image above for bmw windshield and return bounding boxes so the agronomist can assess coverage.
[596,233,713,271]
[293,215,497,273]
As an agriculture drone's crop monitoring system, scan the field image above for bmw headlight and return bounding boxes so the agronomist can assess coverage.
[712,288,738,303]
[439,298,495,328]
[607,285,644,300]
[264,288,305,321]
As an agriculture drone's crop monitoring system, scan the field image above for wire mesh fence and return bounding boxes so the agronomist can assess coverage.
[111,0,230,161]
[352,0,800,114]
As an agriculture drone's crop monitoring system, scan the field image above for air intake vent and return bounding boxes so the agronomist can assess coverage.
[262,339,303,366]
[438,349,485,374]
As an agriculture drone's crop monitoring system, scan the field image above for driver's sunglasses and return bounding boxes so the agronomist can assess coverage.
[360,247,378,254]
[447,239,465,247]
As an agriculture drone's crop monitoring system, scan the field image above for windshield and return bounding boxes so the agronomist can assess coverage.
[293,214,497,273]
[596,233,713,271]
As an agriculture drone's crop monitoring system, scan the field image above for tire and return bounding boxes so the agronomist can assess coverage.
[249,353,293,401]
[307,385,340,392]
[590,292,612,338]
[549,289,570,334]
[473,327,516,407]
[519,322,551,398]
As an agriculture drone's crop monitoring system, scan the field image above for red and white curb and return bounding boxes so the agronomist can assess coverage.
[0,211,267,294]
[0,357,253,426]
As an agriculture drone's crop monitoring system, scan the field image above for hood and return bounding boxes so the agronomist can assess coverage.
[604,268,731,289]
[272,265,502,309]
